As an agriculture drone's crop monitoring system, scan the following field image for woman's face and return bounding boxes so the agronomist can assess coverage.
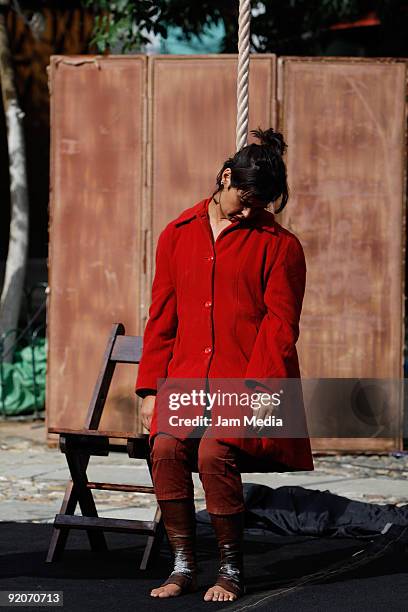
[220,168,266,221]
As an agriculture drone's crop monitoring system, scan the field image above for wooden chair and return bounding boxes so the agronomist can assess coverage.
[46,323,164,569]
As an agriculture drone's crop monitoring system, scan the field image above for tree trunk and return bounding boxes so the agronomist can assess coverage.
[0,9,29,363]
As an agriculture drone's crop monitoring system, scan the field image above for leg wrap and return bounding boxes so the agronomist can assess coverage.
[157,498,198,593]
[209,511,246,598]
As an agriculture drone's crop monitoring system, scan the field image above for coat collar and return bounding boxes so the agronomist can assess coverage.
[173,195,276,234]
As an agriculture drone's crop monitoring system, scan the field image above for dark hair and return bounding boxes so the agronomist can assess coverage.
[213,127,289,213]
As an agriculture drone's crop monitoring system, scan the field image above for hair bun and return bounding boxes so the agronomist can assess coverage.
[250,127,287,156]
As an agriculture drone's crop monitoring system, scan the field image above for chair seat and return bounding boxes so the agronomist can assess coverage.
[48,427,148,439]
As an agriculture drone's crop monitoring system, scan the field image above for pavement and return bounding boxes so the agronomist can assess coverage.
[1,418,407,524]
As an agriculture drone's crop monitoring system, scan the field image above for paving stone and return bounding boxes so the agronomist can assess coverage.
[1,422,407,523]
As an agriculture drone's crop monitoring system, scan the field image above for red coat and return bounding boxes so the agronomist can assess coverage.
[135,195,314,472]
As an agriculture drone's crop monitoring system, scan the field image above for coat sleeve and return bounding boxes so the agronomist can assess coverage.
[244,234,306,384]
[135,226,178,397]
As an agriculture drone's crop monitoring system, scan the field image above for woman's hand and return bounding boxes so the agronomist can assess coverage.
[251,401,280,434]
[141,395,156,431]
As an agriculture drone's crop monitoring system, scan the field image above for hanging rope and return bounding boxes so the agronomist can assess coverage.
[236,0,251,151]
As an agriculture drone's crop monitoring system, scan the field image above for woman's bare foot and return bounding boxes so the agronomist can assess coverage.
[150,583,183,598]
[150,572,197,598]
[203,585,237,602]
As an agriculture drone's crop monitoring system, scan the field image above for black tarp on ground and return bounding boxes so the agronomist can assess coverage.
[197,483,408,539]
[1,484,407,611]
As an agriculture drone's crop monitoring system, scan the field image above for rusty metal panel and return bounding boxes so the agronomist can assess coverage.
[143,55,277,325]
[278,58,407,451]
[47,54,406,453]
[47,56,146,440]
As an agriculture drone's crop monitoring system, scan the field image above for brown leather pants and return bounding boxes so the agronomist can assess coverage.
[150,433,246,515]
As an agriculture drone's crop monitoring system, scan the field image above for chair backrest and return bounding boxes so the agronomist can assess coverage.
[84,323,143,430]
[110,334,143,364]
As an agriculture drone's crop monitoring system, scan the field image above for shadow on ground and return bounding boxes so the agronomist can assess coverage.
[1,522,407,611]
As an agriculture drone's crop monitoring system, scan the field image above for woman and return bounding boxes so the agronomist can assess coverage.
[135,128,314,602]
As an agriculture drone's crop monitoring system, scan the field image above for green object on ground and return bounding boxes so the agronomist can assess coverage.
[0,338,47,416]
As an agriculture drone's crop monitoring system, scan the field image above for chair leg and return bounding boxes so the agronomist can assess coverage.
[140,505,165,570]
[46,480,77,562]
[65,449,108,553]
[139,450,165,569]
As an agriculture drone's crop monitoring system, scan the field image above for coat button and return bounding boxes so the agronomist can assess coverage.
[204,301,212,308]
[206,255,214,261]
[204,347,212,354]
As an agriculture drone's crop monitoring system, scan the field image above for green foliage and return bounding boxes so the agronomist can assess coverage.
[82,1,394,55]
[83,0,167,52]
